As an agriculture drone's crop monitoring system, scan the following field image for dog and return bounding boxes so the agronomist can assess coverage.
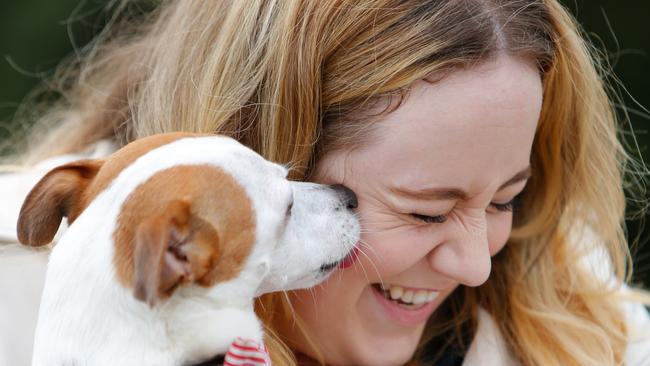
[17,132,360,365]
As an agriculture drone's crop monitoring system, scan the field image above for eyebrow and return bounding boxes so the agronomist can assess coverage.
[390,166,532,201]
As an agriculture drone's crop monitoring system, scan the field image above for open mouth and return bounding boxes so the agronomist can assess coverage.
[319,261,339,272]
[338,246,359,269]
[319,246,360,272]
[372,283,439,310]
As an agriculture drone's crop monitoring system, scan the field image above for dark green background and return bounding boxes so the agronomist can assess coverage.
[1,1,649,288]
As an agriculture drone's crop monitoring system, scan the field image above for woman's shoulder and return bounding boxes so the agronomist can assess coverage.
[621,293,650,365]
[573,226,650,363]
[463,302,650,366]
[462,308,518,366]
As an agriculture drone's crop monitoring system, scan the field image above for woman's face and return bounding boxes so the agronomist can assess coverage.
[287,54,543,365]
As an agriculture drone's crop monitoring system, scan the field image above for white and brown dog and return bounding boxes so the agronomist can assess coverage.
[17,133,360,365]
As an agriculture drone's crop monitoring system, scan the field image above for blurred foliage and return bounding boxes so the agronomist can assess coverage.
[0,0,105,139]
[0,0,649,287]
[561,0,650,289]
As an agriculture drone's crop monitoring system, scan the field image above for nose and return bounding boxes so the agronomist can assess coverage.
[428,215,491,287]
[329,184,358,209]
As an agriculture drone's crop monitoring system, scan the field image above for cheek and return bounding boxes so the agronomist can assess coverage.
[487,213,513,256]
[358,226,443,278]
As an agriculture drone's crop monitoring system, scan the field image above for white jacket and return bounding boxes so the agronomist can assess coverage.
[1,142,649,366]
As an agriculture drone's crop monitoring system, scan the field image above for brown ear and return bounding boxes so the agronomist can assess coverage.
[17,159,103,247]
[133,200,220,307]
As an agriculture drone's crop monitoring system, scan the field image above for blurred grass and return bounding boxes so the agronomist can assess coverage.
[0,0,649,288]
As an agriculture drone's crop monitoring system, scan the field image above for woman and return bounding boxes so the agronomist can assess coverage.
[1,0,649,365]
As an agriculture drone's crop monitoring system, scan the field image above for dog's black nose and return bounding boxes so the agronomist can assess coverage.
[330,184,358,209]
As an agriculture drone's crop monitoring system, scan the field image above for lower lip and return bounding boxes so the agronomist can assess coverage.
[338,247,360,269]
[371,286,439,326]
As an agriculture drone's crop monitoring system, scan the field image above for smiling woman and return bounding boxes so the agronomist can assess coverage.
[1,0,650,365]
[285,55,542,363]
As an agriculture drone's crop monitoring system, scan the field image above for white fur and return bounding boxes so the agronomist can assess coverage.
[31,136,360,365]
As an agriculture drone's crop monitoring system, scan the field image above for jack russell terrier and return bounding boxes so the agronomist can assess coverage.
[17,133,360,365]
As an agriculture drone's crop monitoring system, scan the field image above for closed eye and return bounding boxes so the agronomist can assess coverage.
[491,200,514,212]
[411,194,523,223]
[490,193,523,213]
[410,213,447,224]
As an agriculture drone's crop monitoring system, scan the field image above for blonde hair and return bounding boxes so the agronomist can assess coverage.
[7,0,648,364]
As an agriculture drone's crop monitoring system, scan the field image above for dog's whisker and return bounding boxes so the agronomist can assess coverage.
[358,247,383,284]
[257,297,267,313]
[308,287,320,321]
[355,249,373,281]
[354,249,382,283]
[330,238,382,285]
[357,224,390,231]
[354,240,385,286]
[358,239,378,254]
[335,266,345,286]
[358,230,384,236]
[351,246,375,284]
[356,239,380,259]
[280,289,301,330]
[356,224,389,232]
[356,217,395,225]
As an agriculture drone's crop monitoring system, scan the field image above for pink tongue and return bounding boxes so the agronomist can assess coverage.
[338,247,359,269]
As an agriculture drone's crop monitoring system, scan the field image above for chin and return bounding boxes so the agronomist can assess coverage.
[299,331,419,366]
[340,334,421,366]
[348,351,416,366]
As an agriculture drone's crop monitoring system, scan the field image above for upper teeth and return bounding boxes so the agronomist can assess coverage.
[379,284,439,305]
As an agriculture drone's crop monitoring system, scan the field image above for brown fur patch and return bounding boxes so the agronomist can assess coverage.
[17,159,103,246]
[113,164,256,292]
[18,134,206,247]
[80,132,205,214]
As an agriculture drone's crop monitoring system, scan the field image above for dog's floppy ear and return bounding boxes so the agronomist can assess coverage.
[133,200,221,307]
[17,159,103,247]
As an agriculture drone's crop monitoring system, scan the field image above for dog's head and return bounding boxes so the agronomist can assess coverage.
[17,133,360,306]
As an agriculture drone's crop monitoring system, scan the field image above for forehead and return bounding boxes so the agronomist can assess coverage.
[356,54,542,191]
